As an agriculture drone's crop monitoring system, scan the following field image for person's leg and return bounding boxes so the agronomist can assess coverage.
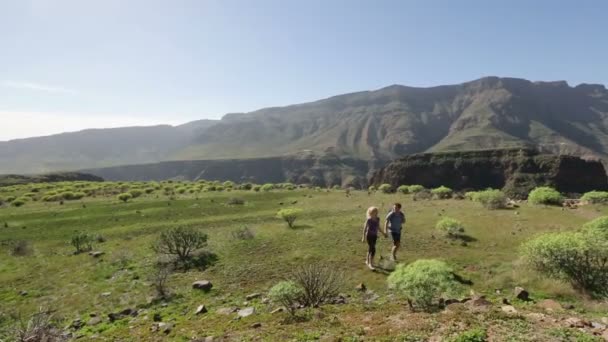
[391,232,401,260]
[367,236,377,270]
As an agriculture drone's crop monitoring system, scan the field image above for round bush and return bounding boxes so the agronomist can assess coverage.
[129,189,143,198]
[464,191,478,200]
[387,259,460,310]
[117,193,133,202]
[436,217,465,238]
[378,184,392,193]
[261,184,274,192]
[581,191,608,204]
[11,198,27,207]
[528,187,563,205]
[277,208,303,228]
[252,185,261,192]
[582,216,608,240]
[431,186,453,199]
[408,185,425,193]
[472,189,507,209]
[397,185,409,194]
[268,281,303,316]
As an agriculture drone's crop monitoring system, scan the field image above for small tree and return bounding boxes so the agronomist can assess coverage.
[436,217,465,239]
[152,264,173,299]
[292,263,343,307]
[261,183,274,192]
[117,193,132,203]
[71,232,94,254]
[431,186,453,199]
[580,191,608,204]
[277,208,303,228]
[378,184,392,193]
[528,186,563,205]
[397,185,409,194]
[387,259,460,311]
[268,281,303,316]
[153,226,208,263]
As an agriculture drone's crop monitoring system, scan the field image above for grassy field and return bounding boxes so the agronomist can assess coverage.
[1,181,607,341]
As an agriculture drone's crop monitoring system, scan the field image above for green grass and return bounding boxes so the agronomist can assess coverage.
[1,181,607,340]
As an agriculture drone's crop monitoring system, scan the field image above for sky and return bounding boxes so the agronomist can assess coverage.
[1,0,607,141]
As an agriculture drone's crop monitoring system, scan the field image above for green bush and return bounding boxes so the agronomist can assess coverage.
[240,183,253,190]
[368,186,377,192]
[431,186,453,199]
[397,185,409,194]
[129,189,143,198]
[387,259,460,311]
[581,191,608,204]
[153,226,208,263]
[252,185,261,192]
[144,187,155,194]
[223,181,235,188]
[268,281,303,316]
[528,186,563,205]
[436,217,465,239]
[117,193,133,203]
[472,189,507,209]
[11,198,27,207]
[71,232,94,254]
[331,185,341,190]
[261,184,274,192]
[464,191,478,200]
[61,191,85,200]
[408,185,425,193]
[521,218,608,297]
[451,328,487,342]
[277,208,303,228]
[378,184,393,193]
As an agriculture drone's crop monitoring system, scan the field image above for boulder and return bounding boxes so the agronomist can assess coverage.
[87,317,102,326]
[153,313,162,322]
[108,308,137,322]
[89,251,105,258]
[216,307,238,315]
[591,321,606,330]
[564,317,588,328]
[514,287,529,301]
[151,322,173,334]
[246,293,262,300]
[251,322,262,329]
[70,319,84,330]
[537,299,563,312]
[192,280,213,292]
[237,307,255,318]
[195,305,208,315]
[468,296,492,307]
[501,305,518,315]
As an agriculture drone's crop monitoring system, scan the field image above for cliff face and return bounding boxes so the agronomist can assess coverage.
[83,152,373,188]
[370,149,608,198]
[0,172,104,187]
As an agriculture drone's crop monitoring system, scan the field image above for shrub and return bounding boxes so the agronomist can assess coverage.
[152,264,172,299]
[464,191,478,200]
[11,198,27,207]
[153,226,208,263]
[528,186,563,205]
[61,191,85,200]
[292,263,343,307]
[252,185,261,192]
[129,189,143,198]
[11,307,63,342]
[268,281,303,316]
[71,232,94,254]
[436,217,465,239]
[277,208,303,228]
[10,240,33,256]
[397,185,409,194]
[227,197,245,205]
[240,183,253,190]
[408,185,425,193]
[521,223,608,297]
[144,187,155,194]
[117,193,132,203]
[451,328,487,342]
[368,185,377,192]
[223,181,235,188]
[387,259,460,311]
[261,183,274,192]
[431,186,453,199]
[472,189,507,209]
[332,185,341,190]
[378,183,393,193]
[580,191,608,204]
[231,226,255,240]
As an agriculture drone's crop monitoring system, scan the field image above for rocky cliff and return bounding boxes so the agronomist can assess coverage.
[370,149,608,198]
[0,172,104,187]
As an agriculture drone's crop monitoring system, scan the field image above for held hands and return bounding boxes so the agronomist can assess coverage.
[361,237,365,243]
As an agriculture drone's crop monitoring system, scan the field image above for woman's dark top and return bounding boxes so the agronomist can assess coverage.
[366,217,380,237]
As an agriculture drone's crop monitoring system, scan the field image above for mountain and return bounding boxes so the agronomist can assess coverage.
[2,76,608,175]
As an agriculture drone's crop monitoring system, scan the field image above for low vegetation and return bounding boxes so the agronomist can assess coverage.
[152,226,208,265]
[469,189,507,209]
[276,208,303,228]
[527,186,563,205]
[431,185,453,199]
[436,217,466,239]
[580,190,608,204]
[268,281,303,317]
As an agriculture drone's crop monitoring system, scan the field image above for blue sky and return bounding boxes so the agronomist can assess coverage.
[1,0,607,140]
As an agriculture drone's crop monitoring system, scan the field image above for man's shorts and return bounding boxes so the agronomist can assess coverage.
[391,231,401,243]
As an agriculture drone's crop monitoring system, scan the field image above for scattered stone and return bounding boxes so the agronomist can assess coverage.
[192,280,213,292]
[89,251,105,258]
[101,292,111,297]
[591,321,606,330]
[245,293,262,300]
[564,317,588,328]
[564,303,575,310]
[601,317,608,325]
[195,305,208,315]
[108,308,138,322]
[251,322,262,329]
[87,317,102,326]
[261,297,270,304]
[525,312,546,321]
[237,307,255,318]
[270,307,284,314]
[151,322,173,334]
[216,307,238,315]
[19,290,28,296]
[501,305,518,314]
[153,313,162,322]
[502,298,511,305]
[537,299,563,312]
[467,296,492,311]
[70,319,84,330]
[355,283,367,292]
[514,287,529,301]
[444,299,460,306]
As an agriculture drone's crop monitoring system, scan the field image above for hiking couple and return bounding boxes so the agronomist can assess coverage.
[361,203,405,270]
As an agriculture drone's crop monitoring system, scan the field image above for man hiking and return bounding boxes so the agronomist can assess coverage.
[384,202,405,261]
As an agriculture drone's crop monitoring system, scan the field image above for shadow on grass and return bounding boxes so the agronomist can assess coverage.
[452,272,474,285]
[291,224,313,230]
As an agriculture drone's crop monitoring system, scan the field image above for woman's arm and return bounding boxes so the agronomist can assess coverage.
[361,220,368,242]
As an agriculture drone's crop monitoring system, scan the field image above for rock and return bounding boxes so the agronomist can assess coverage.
[502,298,511,305]
[19,290,28,296]
[564,303,575,310]
[501,305,518,314]
[251,322,262,329]
[216,307,238,315]
[151,322,173,334]
[514,287,529,301]
[101,292,111,297]
[153,313,162,322]
[204,337,215,342]
[108,308,137,322]
[89,251,105,258]
[192,280,213,292]
[537,299,563,312]
[355,283,367,292]
[564,317,588,328]
[601,317,608,325]
[246,293,262,300]
[460,297,472,304]
[71,319,84,330]
[261,297,270,304]
[195,305,208,315]
[468,296,492,307]
[590,321,606,330]
[271,307,284,314]
[602,330,608,342]
[525,312,546,321]
[444,299,460,306]
[87,317,102,326]
[237,307,255,317]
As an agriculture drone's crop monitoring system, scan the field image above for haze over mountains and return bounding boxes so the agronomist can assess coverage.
[2,76,608,175]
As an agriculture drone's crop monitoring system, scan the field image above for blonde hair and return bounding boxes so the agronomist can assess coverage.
[366,206,378,219]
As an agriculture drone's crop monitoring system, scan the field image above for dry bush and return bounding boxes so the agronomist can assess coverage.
[292,263,343,307]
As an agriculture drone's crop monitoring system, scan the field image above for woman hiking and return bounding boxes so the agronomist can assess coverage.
[362,206,386,270]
